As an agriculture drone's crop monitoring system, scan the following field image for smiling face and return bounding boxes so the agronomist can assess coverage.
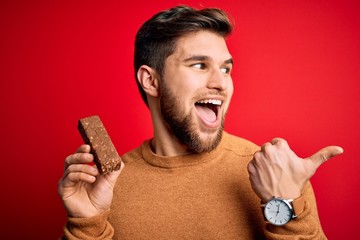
[159,30,234,153]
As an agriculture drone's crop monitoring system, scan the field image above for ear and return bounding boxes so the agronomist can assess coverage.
[137,65,160,98]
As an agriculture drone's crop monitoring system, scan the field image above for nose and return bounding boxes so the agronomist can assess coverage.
[207,68,229,91]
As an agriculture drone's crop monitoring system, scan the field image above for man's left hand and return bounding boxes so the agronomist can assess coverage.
[247,138,343,202]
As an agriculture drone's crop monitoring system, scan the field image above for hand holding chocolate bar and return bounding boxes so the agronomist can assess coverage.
[57,116,123,218]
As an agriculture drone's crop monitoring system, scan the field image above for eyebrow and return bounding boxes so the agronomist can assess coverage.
[183,55,234,65]
[224,58,234,65]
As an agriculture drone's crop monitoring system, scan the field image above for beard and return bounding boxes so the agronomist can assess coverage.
[160,83,225,153]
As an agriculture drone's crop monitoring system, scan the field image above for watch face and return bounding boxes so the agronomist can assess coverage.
[264,198,293,226]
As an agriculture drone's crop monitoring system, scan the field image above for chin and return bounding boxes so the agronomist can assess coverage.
[190,126,224,153]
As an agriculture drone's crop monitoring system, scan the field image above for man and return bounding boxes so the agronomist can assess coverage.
[58,5,343,239]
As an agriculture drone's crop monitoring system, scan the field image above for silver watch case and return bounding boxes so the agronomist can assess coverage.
[263,197,296,226]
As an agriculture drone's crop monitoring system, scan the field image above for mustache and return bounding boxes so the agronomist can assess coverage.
[195,90,227,99]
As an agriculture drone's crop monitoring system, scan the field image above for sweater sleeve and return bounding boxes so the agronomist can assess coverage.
[264,182,327,239]
[60,210,114,240]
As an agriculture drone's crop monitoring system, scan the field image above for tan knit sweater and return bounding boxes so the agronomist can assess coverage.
[62,132,327,239]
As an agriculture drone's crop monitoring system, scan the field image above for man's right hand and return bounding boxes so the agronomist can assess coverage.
[58,144,123,218]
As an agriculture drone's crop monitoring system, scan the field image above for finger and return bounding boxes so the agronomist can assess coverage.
[260,142,272,152]
[76,144,91,153]
[247,159,256,174]
[308,146,344,169]
[61,171,97,188]
[64,164,99,179]
[64,152,94,170]
[271,138,288,147]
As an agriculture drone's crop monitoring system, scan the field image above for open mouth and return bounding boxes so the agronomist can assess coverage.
[195,99,222,123]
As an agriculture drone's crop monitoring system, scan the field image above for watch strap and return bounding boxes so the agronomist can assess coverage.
[291,195,305,217]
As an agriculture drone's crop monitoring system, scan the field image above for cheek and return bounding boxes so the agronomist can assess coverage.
[164,72,197,93]
[226,80,234,100]
[228,78,234,92]
[223,80,234,112]
[172,79,202,100]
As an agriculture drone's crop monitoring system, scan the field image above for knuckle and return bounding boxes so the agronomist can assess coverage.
[65,163,76,173]
[64,172,74,182]
[320,153,328,163]
[72,152,92,163]
[247,163,256,174]
[69,153,80,163]
[74,153,83,161]
[280,139,288,147]
[77,144,89,153]
[247,160,253,169]
[66,171,78,182]
[274,138,287,146]
[254,151,262,160]
[64,155,73,167]
[261,142,268,150]
[261,142,273,154]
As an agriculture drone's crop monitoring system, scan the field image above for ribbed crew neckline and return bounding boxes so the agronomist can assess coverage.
[141,132,229,168]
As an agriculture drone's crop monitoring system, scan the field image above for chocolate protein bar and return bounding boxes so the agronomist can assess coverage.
[78,115,121,175]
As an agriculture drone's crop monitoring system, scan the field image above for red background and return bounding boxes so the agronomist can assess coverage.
[1,0,359,239]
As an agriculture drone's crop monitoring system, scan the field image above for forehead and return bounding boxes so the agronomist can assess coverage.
[171,30,231,61]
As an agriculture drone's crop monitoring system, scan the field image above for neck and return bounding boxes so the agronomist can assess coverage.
[149,103,191,156]
[151,126,191,157]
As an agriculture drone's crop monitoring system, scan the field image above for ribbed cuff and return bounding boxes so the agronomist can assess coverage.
[66,210,111,238]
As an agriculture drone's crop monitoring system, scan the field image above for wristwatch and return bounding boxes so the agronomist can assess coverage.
[262,196,305,226]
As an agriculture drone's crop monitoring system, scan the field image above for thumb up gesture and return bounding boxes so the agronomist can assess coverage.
[247,138,343,202]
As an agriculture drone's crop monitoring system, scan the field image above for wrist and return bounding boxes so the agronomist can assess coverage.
[66,210,111,237]
[261,195,305,226]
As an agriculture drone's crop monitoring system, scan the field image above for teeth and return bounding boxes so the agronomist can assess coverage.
[196,99,222,105]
